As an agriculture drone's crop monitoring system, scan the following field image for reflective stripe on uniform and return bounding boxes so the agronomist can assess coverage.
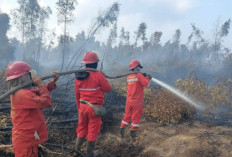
[131,123,139,127]
[127,78,138,82]
[122,120,129,125]
[78,87,100,91]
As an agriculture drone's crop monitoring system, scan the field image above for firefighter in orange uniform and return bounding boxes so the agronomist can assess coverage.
[119,59,151,142]
[6,61,59,157]
[74,51,111,157]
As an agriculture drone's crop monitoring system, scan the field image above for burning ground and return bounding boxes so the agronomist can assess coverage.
[0,75,232,157]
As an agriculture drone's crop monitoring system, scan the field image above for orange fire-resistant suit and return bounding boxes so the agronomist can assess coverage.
[10,82,56,157]
[74,71,110,141]
[120,73,150,129]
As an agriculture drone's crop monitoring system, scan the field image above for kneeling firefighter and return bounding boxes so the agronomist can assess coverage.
[74,51,111,157]
[119,59,151,142]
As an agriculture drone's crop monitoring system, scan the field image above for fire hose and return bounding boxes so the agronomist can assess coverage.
[0,68,136,102]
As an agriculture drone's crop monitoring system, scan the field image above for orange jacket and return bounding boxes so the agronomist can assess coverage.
[74,71,110,109]
[126,73,150,104]
[10,81,56,149]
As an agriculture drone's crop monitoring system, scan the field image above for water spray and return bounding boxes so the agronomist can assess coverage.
[151,77,205,111]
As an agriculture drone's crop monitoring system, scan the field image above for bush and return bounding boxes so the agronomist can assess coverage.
[144,77,232,124]
[143,88,197,124]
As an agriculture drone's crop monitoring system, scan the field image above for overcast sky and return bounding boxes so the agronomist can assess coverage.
[0,0,231,47]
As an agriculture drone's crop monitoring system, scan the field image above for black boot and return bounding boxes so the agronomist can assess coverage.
[130,129,137,143]
[119,127,125,138]
[86,141,95,157]
[74,137,85,156]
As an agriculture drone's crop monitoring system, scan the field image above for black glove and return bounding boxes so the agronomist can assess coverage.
[143,73,147,77]
[147,74,152,80]
[143,73,151,80]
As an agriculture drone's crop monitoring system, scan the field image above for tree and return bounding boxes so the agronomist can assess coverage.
[223,53,232,77]
[36,6,52,68]
[173,29,181,45]
[66,2,120,70]
[150,31,162,47]
[107,23,117,47]
[134,22,147,47]
[11,0,28,60]
[0,13,15,68]
[119,27,126,46]
[56,0,78,70]
[47,28,57,50]
[12,0,51,70]
[212,19,231,62]
[119,27,130,46]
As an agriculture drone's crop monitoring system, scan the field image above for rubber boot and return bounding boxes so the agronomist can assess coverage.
[129,129,137,143]
[86,141,95,157]
[74,137,85,157]
[119,127,125,138]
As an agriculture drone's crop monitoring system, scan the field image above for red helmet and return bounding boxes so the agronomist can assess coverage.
[6,61,32,81]
[81,51,99,64]
[129,59,143,70]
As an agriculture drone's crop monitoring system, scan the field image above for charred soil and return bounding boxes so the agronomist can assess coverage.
[1,108,232,157]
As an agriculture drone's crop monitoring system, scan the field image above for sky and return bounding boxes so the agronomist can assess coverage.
[0,0,231,47]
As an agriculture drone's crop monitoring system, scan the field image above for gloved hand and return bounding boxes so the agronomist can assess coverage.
[142,73,147,77]
[147,74,152,80]
[143,73,152,80]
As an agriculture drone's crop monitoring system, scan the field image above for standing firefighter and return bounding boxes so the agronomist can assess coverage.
[6,61,59,157]
[119,59,151,142]
[74,51,111,157]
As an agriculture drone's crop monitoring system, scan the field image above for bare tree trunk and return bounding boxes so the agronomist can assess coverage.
[22,25,25,61]
[61,16,67,71]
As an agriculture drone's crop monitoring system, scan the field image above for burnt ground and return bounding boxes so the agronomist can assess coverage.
[92,111,232,157]
[0,104,232,157]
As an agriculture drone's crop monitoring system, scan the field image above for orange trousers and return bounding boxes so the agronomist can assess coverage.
[120,101,143,129]
[14,146,38,157]
[77,104,102,141]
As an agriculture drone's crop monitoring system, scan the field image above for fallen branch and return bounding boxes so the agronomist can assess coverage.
[51,118,78,124]
[0,144,64,156]
[48,126,75,129]
[0,145,12,149]
[38,144,62,155]
[0,131,11,134]
[0,144,13,155]
[0,126,12,131]
[0,107,10,111]
[43,143,71,149]
[43,143,86,157]
[0,101,10,104]
[0,124,76,131]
